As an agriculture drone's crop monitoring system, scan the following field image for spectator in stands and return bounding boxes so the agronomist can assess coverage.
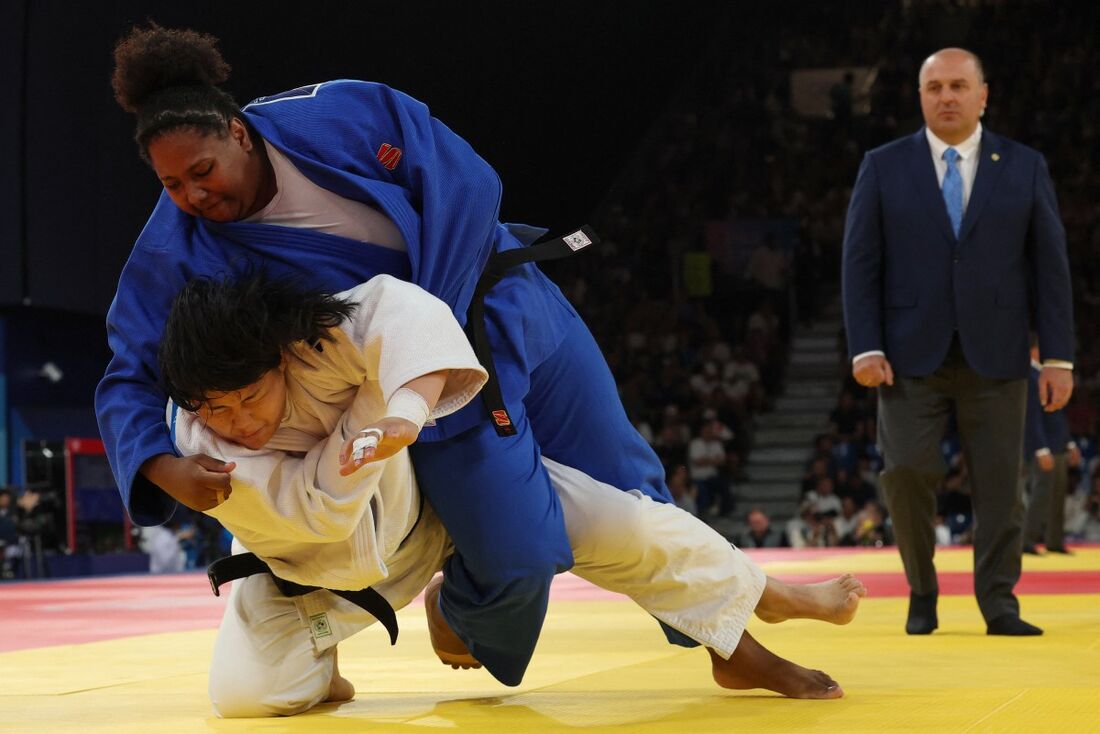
[667,465,699,517]
[933,514,953,547]
[746,299,781,342]
[836,468,877,508]
[857,455,881,489]
[724,346,762,391]
[739,508,790,548]
[0,488,18,579]
[829,390,865,440]
[14,489,59,556]
[1063,468,1090,540]
[937,468,973,544]
[805,476,844,518]
[1022,339,1080,554]
[703,408,735,442]
[654,404,691,468]
[809,513,841,548]
[802,455,834,496]
[139,524,187,574]
[689,362,722,402]
[746,235,790,294]
[849,501,890,548]
[1071,471,1100,542]
[830,71,855,133]
[786,502,818,550]
[834,496,862,544]
[688,418,729,517]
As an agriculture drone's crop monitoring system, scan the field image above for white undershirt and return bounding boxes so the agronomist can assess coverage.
[925,123,982,210]
[246,141,407,251]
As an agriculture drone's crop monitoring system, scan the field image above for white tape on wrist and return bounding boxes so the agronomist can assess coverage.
[386,387,431,431]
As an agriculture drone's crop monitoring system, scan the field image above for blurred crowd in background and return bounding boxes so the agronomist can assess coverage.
[4,0,1100,579]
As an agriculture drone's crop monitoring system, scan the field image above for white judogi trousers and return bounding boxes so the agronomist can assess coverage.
[209,458,766,717]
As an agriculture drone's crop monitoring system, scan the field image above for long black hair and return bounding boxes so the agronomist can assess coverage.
[158,273,356,411]
[111,23,244,161]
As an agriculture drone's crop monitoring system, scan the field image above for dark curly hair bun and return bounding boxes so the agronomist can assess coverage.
[112,22,230,113]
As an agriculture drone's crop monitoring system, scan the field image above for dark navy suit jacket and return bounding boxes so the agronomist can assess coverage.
[842,128,1073,379]
[1024,364,1071,456]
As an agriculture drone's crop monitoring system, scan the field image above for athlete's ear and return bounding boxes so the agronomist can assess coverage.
[230,117,252,152]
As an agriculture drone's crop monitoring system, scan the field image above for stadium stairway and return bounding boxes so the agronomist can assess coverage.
[710,302,843,540]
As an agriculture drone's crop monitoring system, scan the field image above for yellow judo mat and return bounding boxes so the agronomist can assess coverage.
[3,547,1098,733]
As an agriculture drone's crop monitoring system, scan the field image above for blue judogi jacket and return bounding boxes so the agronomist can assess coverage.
[95,80,576,526]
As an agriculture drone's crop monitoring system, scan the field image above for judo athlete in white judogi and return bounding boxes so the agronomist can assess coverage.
[160,274,865,717]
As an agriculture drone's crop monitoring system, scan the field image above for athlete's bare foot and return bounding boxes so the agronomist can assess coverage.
[424,575,482,670]
[754,574,866,625]
[710,632,843,699]
[325,647,356,703]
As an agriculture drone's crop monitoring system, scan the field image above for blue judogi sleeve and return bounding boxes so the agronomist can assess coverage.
[95,201,201,525]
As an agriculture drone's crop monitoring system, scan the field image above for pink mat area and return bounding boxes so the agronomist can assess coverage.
[2,546,1096,652]
[0,574,227,652]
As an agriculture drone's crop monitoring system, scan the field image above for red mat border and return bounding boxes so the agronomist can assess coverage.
[1,544,1096,652]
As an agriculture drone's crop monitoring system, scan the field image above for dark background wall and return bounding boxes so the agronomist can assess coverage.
[1,0,731,315]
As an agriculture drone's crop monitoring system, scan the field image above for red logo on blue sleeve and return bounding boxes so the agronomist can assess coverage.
[376,143,403,171]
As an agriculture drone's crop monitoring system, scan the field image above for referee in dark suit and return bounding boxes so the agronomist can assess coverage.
[841,48,1074,636]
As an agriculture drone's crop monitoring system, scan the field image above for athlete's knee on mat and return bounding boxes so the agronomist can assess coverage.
[209,663,327,718]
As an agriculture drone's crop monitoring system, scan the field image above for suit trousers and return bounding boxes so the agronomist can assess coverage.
[877,339,1026,622]
[1023,454,1068,549]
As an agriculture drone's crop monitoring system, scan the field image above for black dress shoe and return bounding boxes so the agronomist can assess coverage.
[986,614,1043,636]
[1045,546,1073,555]
[906,592,938,635]
[1022,544,1041,555]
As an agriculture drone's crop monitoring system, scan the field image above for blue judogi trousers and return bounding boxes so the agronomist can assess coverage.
[411,314,691,685]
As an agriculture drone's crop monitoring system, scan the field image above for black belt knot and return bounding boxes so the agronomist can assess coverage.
[207,552,399,645]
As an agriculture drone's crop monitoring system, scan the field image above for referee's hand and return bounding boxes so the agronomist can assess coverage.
[852,354,895,388]
[1038,366,1073,412]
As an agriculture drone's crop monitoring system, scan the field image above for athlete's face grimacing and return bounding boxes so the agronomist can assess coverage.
[148,118,271,222]
[196,365,287,450]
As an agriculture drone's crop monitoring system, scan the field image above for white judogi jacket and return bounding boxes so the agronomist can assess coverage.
[170,276,487,591]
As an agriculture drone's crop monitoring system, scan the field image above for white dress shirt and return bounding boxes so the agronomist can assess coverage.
[925,123,983,211]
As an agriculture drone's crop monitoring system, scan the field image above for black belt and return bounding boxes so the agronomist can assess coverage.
[467,225,599,437]
[207,552,399,645]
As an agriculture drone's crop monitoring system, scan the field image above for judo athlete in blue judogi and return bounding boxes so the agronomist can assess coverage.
[1021,344,1079,554]
[97,25,671,684]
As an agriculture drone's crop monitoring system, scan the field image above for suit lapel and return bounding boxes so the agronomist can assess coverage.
[908,129,957,244]
[957,130,1005,243]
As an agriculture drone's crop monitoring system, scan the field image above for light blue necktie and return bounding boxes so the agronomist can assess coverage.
[942,147,963,236]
